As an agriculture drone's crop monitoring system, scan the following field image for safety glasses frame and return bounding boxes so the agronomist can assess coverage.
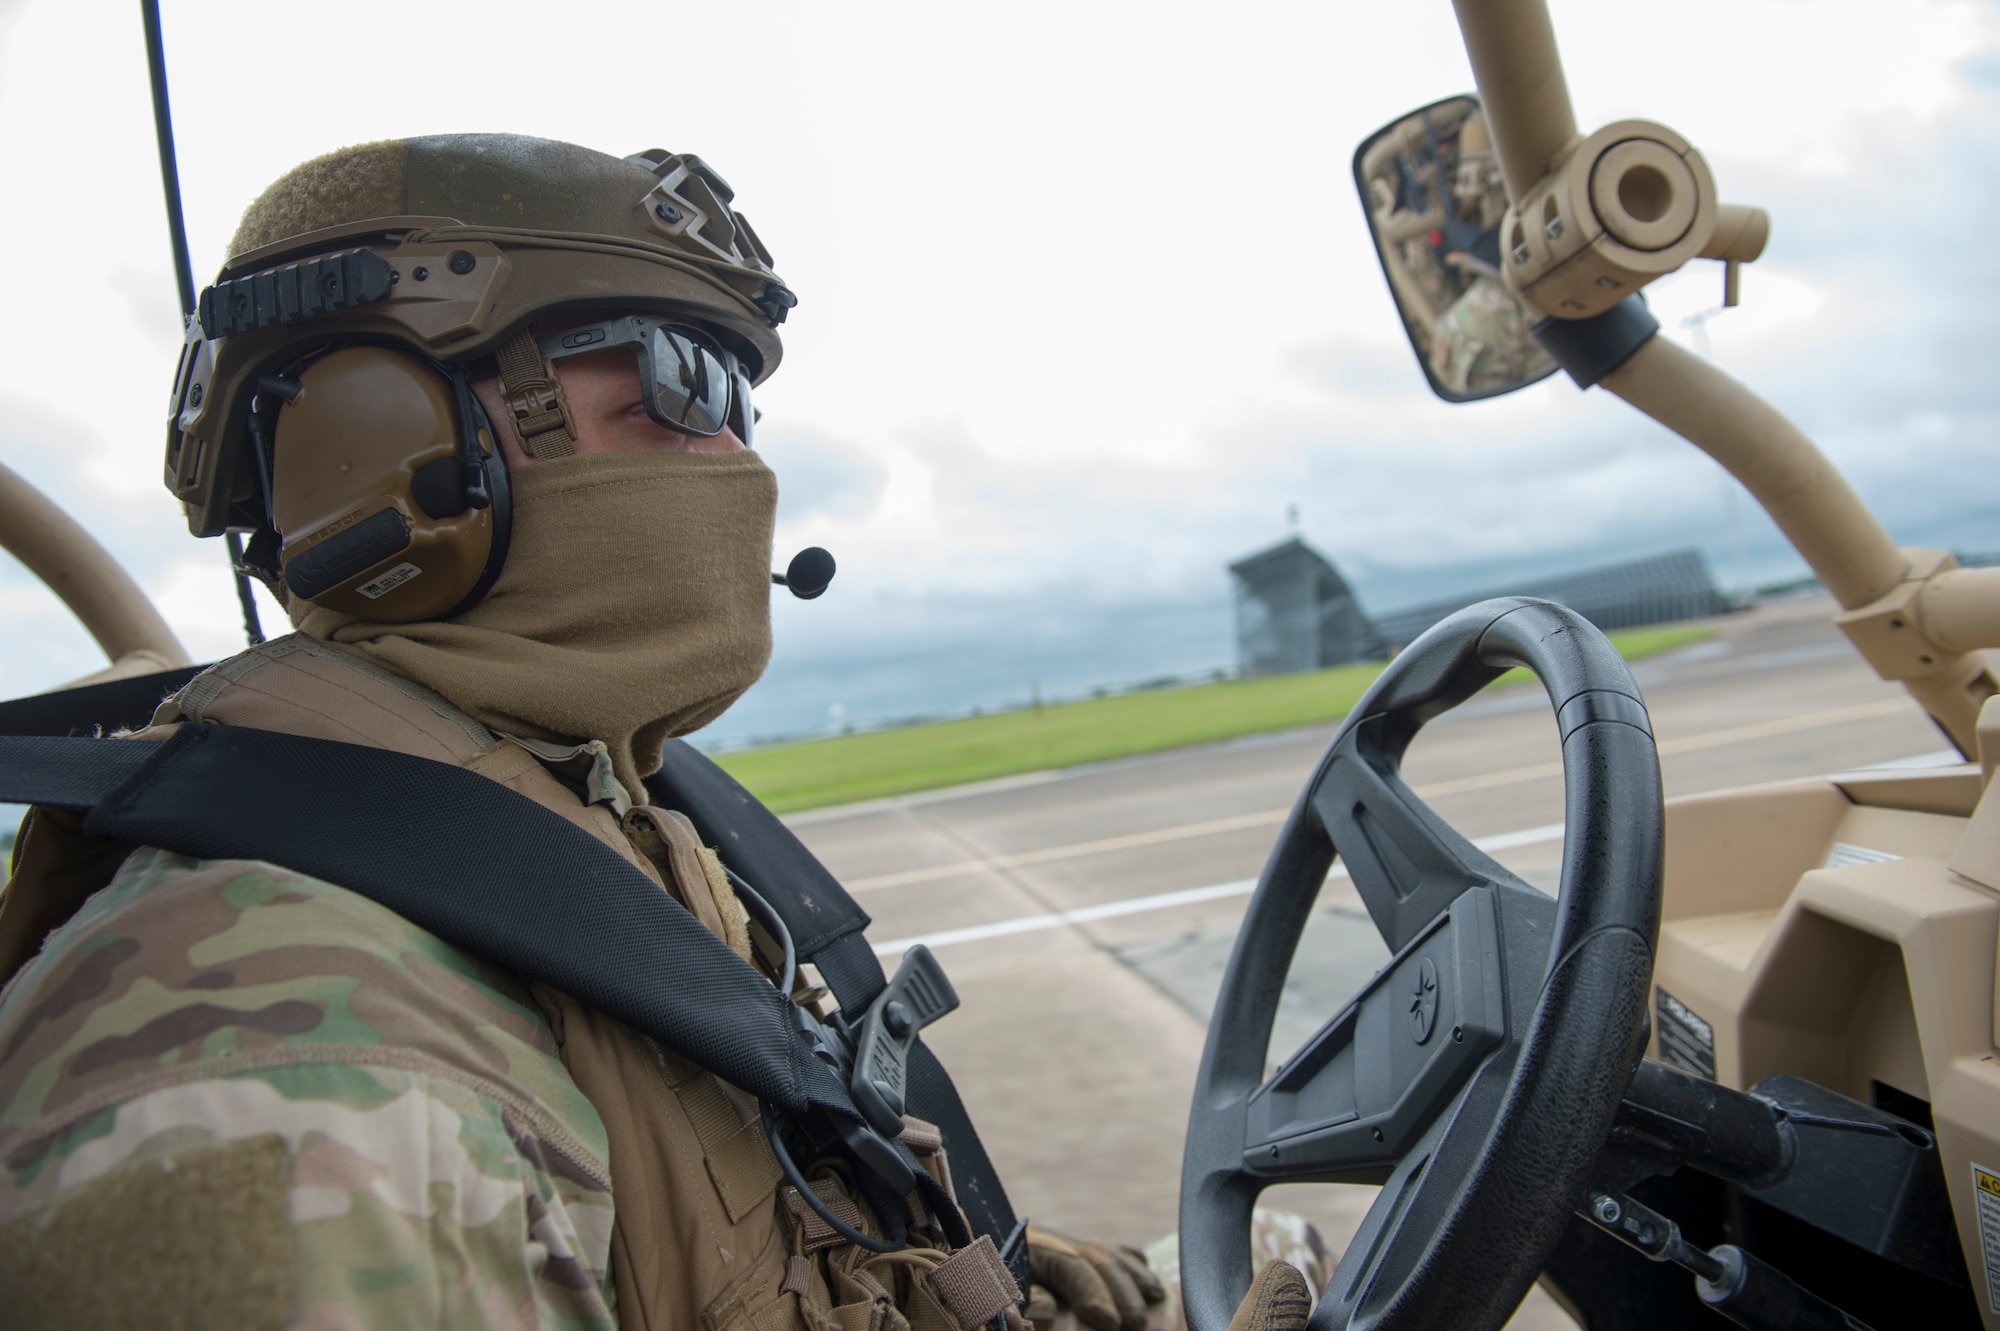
[535,315,753,445]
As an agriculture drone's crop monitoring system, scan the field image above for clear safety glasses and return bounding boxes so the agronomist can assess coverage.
[536,315,753,444]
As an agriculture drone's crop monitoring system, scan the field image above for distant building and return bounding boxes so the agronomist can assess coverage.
[1369,548,1733,650]
[1228,538,1383,676]
[1228,542,1731,676]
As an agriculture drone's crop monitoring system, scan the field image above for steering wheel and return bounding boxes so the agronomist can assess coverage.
[1179,598,1663,1331]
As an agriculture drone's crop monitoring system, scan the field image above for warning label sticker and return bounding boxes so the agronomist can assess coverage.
[356,562,422,600]
[1655,987,1716,1081]
[1972,1164,2000,1313]
[1824,841,1902,870]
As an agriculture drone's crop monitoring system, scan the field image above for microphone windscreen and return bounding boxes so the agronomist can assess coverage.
[785,546,836,600]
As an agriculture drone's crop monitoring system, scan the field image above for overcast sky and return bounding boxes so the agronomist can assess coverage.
[1,0,1996,742]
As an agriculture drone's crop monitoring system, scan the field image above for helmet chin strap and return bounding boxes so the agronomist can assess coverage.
[495,328,578,460]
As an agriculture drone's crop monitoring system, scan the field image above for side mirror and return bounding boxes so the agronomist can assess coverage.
[1353,94,1558,403]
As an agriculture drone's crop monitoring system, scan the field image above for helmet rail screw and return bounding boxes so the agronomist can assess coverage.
[655,201,683,223]
[448,250,475,275]
[413,267,429,282]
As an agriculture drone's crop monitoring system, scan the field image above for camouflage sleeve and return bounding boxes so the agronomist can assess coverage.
[0,847,618,1330]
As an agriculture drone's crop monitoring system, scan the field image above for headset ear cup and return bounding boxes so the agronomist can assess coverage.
[270,346,498,622]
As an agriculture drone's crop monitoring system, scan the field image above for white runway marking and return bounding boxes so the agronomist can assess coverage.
[843,698,1926,894]
[871,821,1567,957]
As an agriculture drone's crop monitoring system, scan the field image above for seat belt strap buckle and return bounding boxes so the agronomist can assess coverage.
[845,944,960,1138]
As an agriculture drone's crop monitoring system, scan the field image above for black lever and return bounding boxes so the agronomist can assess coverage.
[847,945,960,1138]
[1582,1191,1877,1330]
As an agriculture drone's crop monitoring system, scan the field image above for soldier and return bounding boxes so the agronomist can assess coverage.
[1427,117,1557,395]
[1429,261,1554,396]
[0,135,1325,1330]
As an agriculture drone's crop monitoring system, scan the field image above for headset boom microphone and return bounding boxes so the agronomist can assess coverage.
[772,546,836,600]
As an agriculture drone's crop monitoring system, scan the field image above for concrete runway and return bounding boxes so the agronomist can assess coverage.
[783,596,1960,1326]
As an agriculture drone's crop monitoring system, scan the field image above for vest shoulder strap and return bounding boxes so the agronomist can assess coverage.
[647,739,1018,1240]
[0,724,1017,1240]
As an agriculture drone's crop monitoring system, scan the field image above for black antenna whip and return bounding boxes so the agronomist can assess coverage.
[141,0,264,645]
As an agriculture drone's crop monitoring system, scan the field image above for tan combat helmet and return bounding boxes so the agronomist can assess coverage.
[166,134,795,540]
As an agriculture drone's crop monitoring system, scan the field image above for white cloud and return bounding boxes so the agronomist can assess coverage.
[2,0,1997,731]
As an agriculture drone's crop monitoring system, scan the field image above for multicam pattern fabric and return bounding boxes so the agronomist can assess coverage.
[0,847,618,1330]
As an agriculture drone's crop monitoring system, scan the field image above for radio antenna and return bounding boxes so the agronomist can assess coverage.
[140,0,264,645]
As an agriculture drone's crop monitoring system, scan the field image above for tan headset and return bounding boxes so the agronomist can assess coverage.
[251,345,511,623]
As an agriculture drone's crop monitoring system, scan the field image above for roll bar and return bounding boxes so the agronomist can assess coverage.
[1450,0,1999,756]
[1452,0,1579,201]
[0,460,190,672]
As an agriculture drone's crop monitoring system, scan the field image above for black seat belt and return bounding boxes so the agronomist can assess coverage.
[649,740,1018,1240]
[0,724,1014,1241]
[0,666,205,737]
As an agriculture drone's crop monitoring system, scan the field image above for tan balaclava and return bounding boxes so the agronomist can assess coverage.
[292,448,777,796]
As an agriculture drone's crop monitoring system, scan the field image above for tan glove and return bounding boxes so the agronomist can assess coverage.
[1025,1226,1166,1331]
[1227,1260,1311,1331]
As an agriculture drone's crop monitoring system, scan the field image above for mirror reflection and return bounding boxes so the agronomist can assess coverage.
[1353,95,1558,402]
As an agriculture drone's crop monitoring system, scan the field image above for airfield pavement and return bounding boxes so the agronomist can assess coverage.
[782,594,1966,1327]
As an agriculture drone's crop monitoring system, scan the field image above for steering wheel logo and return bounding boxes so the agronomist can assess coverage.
[1410,957,1441,1044]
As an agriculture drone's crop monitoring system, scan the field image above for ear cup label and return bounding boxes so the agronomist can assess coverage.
[355,562,424,600]
[284,508,412,600]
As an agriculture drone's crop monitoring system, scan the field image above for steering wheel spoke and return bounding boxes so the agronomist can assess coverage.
[1311,723,1521,954]
[1243,884,1510,1182]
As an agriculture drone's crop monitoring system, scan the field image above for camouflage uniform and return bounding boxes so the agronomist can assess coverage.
[0,636,757,1329]
[1429,273,1557,396]
[0,845,618,1329]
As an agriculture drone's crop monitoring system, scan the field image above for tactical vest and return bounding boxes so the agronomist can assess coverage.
[0,635,1022,1331]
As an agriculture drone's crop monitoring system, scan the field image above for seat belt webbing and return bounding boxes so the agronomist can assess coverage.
[0,666,205,739]
[0,734,155,807]
[647,742,1019,1239]
[1,726,1018,1239]
[0,726,857,1127]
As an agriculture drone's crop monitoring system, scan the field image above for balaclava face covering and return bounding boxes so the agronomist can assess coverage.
[292,449,777,796]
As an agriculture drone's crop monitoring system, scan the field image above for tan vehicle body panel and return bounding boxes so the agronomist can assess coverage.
[1648,729,2000,1322]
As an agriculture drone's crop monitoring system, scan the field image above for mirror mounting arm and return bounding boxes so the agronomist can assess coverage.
[1494,117,1764,322]
[1454,0,1768,319]
[1445,0,1996,756]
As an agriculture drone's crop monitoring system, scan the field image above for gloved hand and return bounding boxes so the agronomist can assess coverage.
[1226,1260,1311,1331]
[1026,1226,1166,1331]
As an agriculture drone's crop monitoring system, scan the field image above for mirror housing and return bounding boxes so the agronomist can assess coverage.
[1353,94,1558,403]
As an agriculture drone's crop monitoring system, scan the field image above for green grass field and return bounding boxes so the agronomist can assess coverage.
[717,624,1714,812]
